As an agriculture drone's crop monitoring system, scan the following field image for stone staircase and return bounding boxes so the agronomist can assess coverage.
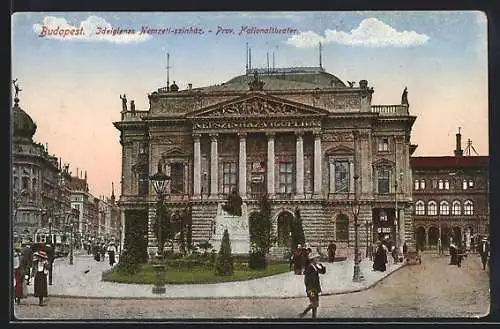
[191,203,218,246]
[299,204,330,245]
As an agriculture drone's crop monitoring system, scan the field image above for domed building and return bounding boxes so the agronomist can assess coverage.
[11,96,73,243]
[114,65,418,261]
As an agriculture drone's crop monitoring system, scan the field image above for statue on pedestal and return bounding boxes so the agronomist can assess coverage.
[222,188,242,217]
[120,94,128,111]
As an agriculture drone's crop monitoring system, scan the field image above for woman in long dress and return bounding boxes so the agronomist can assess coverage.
[373,242,387,272]
[31,250,50,306]
[13,250,24,305]
[107,243,117,267]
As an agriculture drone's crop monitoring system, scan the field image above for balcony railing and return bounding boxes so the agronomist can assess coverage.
[122,110,149,121]
[371,104,409,116]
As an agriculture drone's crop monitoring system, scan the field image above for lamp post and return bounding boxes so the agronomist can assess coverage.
[149,163,171,295]
[351,174,364,282]
[365,220,370,259]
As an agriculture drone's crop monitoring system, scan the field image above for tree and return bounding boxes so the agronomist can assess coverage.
[214,229,234,276]
[291,207,306,249]
[248,194,275,269]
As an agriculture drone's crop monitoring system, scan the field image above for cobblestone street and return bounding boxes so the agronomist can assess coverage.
[13,253,489,320]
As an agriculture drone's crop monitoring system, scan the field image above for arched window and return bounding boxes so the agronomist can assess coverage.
[428,201,437,216]
[464,200,474,215]
[439,201,450,215]
[415,200,425,215]
[452,200,461,215]
[335,213,349,242]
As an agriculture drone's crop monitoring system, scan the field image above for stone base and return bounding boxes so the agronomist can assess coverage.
[209,202,250,255]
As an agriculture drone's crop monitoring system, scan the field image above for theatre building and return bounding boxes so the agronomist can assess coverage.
[411,130,489,252]
[114,66,417,259]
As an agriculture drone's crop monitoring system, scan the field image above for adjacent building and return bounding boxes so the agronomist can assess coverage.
[12,96,75,243]
[115,65,418,259]
[410,130,489,251]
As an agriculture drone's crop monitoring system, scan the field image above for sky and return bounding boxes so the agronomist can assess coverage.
[11,11,489,198]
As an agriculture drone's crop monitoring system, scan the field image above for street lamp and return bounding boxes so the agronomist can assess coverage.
[351,174,364,282]
[365,220,371,259]
[149,162,171,295]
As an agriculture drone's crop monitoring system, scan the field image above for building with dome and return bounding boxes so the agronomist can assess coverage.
[114,66,418,259]
[11,95,74,243]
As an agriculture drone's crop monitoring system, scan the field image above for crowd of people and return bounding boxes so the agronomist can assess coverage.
[85,240,119,267]
[13,243,55,306]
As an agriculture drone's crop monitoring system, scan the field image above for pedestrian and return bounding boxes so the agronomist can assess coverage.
[31,250,50,306]
[101,243,106,262]
[449,243,458,265]
[87,240,92,255]
[44,243,55,285]
[107,242,117,267]
[299,252,326,319]
[437,237,443,255]
[402,242,408,260]
[13,249,24,305]
[93,244,101,262]
[391,245,398,264]
[457,243,467,268]
[478,237,490,270]
[292,244,305,275]
[21,244,33,287]
[373,241,387,272]
[327,241,337,263]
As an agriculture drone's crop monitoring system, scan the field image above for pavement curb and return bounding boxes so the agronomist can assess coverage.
[41,263,407,300]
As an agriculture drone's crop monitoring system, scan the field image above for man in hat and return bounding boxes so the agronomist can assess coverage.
[31,250,50,306]
[44,243,55,285]
[299,251,326,319]
[478,236,490,270]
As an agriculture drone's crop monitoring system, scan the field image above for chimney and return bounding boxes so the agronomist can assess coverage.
[454,127,463,157]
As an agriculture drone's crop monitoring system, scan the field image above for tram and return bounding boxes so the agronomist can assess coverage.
[33,229,70,258]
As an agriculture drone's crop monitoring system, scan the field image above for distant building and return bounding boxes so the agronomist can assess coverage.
[12,96,74,242]
[115,65,417,259]
[97,185,121,243]
[410,130,489,251]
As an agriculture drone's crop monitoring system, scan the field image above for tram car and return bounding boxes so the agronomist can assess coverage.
[33,229,70,258]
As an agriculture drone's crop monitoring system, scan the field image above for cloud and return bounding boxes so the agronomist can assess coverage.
[33,15,152,44]
[286,18,430,48]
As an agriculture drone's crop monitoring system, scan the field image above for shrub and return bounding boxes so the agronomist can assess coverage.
[116,250,140,275]
[214,229,234,276]
[248,250,267,269]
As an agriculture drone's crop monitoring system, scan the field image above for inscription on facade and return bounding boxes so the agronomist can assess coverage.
[322,132,354,142]
[193,119,321,130]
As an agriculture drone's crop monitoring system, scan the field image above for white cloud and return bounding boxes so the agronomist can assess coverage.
[33,15,152,44]
[286,18,430,48]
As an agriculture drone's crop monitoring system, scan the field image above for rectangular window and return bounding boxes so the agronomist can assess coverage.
[463,180,468,190]
[170,163,184,194]
[432,179,438,189]
[438,180,444,190]
[414,179,419,190]
[378,168,390,194]
[469,180,474,188]
[378,138,389,152]
[444,180,450,190]
[279,162,294,193]
[334,161,350,193]
[420,180,426,190]
[222,162,237,194]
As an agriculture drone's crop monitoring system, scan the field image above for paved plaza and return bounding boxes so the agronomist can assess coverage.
[20,253,403,299]
[13,253,490,319]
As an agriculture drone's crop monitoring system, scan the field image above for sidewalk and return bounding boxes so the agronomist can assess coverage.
[26,254,404,299]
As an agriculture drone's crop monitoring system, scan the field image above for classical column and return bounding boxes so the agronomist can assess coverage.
[238,132,247,198]
[295,132,304,199]
[424,226,429,249]
[266,132,275,197]
[313,131,322,198]
[120,209,126,252]
[193,134,201,199]
[349,161,355,193]
[209,133,219,199]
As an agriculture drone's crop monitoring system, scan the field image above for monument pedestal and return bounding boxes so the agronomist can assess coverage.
[209,203,250,255]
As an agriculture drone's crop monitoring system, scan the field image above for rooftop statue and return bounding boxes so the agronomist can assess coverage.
[13,79,22,99]
[120,94,127,111]
[401,87,409,105]
[130,100,136,112]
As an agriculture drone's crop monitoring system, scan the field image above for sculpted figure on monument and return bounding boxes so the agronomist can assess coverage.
[401,87,409,105]
[120,94,128,111]
[130,100,136,112]
[222,188,242,217]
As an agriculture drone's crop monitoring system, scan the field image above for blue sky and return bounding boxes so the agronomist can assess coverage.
[11,11,488,197]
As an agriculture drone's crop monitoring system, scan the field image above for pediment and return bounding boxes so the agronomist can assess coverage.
[325,145,354,156]
[161,146,187,157]
[186,94,329,118]
[373,158,395,167]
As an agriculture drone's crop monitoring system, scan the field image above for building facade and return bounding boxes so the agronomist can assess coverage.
[410,131,489,251]
[115,67,417,259]
[12,96,75,243]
